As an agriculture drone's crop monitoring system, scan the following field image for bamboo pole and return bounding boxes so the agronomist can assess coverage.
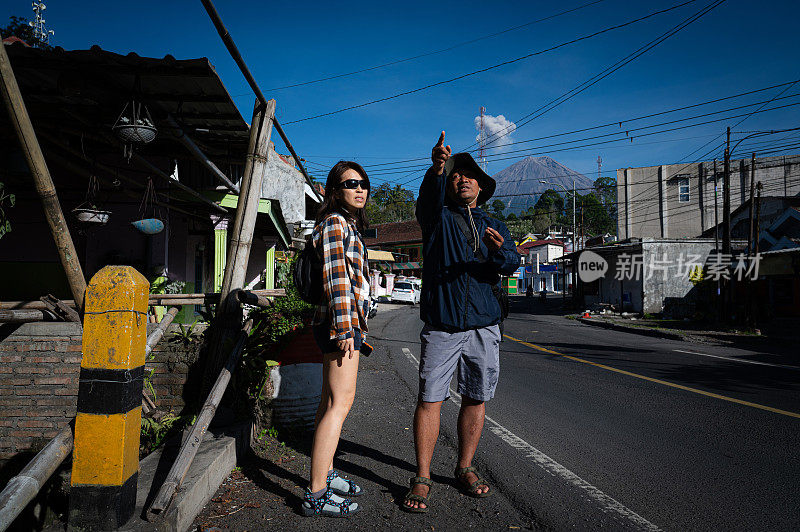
[199,100,274,396]
[0,41,87,309]
[219,99,276,301]
[146,306,180,355]
[166,115,239,194]
[236,290,273,308]
[1,289,286,310]
[0,422,74,532]
[145,319,253,521]
[199,0,321,202]
[131,152,227,214]
[0,309,48,323]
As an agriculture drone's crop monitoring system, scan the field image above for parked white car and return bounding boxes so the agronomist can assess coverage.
[391,281,420,304]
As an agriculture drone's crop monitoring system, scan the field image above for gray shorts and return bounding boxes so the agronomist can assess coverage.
[418,324,501,403]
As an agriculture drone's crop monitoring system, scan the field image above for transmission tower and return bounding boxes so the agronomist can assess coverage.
[478,106,487,172]
[29,2,55,47]
[597,155,602,181]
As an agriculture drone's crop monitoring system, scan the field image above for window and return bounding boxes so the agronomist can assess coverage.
[678,176,690,203]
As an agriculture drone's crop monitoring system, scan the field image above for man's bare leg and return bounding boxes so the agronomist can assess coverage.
[456,396,489,495]
[405,399,442,510]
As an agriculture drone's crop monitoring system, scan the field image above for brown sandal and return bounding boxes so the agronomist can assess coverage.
[455,466,491,498]
[402,476,432,513]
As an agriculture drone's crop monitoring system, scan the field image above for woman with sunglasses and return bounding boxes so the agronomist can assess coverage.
[302,161,372,518]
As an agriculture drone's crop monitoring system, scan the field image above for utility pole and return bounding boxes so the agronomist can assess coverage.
[747,153,756,252]
[753,181,763,329]
[745,153,756,328]
[713,159,721,323]
[722,128,731,322]
[723,127,731,256]
[713,159,719,251]
[571,178,576,296]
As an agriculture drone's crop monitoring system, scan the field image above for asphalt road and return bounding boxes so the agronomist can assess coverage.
[372,297,800,531]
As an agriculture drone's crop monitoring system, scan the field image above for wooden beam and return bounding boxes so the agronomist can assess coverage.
[0,41,87,309]
[146,319,253,521]
[42,145,211,223]
[166,115,239,194]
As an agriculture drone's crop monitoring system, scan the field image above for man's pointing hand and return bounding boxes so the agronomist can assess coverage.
[431,131,451,175]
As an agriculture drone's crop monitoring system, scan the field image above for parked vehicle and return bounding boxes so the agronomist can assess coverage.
[391,281,420,304]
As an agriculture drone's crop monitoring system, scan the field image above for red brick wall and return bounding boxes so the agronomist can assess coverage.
[0,322,203,462]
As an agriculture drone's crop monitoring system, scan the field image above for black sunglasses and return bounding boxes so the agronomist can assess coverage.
[338,178,369,190]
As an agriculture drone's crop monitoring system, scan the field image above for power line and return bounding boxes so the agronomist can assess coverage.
[284,0,703,125]
[623,82,800,215]
[251,1,607,93]
[363,94,800,176]
[389,0,727,189]
[462,0,725,152]
[357,80,800,171]
[365,102,800,184]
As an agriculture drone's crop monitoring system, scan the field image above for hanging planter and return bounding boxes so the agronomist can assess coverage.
[73,207,111,225]
[132,177,164,235]
[73,175,111,225]
[132,218,164,234]
[112,100,157,144]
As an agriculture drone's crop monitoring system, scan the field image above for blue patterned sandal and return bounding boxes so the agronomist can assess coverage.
[328,469,363,497]
[301,487,360,517]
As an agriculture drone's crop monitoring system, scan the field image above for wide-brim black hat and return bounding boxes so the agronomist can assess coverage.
[445,152,496,206]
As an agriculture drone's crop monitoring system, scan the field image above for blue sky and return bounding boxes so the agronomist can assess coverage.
[3,0,800,192]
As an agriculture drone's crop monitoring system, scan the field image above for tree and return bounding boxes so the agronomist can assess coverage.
[594,176,617,234]
[489,199,506,220]
[1,16,50,49]
[365,183,416,224]
[580,192,615,236]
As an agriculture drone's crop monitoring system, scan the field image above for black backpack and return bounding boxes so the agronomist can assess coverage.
[293,234,324,304]
[292,223,356,305]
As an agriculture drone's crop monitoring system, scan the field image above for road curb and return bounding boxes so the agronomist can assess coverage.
[577,317,686,341]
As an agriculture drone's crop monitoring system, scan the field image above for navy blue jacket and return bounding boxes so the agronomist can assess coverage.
[416,168,520,331]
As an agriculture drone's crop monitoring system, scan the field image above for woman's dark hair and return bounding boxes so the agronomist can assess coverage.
[315,160,370,231]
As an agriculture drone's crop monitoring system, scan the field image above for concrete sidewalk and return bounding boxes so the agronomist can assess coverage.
[576,314,798,353]
[192,308,536,531]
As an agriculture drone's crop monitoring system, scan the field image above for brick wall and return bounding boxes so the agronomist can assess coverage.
[0,322,205,462]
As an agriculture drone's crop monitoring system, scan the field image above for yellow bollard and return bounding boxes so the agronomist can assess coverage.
[68,266,149,530]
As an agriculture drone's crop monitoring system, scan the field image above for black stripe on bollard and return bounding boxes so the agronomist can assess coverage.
[77,366,144,415]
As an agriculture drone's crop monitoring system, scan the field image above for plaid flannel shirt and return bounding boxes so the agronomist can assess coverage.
[312,213,370,341]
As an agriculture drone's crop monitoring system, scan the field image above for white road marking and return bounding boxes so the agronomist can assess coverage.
[400,347,661,531]
[672,349,800,370]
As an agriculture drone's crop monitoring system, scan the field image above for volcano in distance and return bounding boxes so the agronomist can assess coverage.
[491,156,595,215]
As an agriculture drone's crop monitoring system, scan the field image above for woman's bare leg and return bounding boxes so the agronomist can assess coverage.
[309,350,360,492]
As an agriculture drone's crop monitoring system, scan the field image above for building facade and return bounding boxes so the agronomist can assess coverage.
[617,154,800,240]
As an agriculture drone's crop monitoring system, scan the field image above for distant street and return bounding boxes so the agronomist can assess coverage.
[373,297,800,531]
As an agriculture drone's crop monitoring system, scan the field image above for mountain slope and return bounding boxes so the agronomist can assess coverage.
[491,156,595,214]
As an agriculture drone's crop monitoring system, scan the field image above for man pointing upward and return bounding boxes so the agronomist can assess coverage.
[403,132,520,512]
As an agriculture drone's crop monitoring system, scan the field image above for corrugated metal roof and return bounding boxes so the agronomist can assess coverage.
[4,42,249,154]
